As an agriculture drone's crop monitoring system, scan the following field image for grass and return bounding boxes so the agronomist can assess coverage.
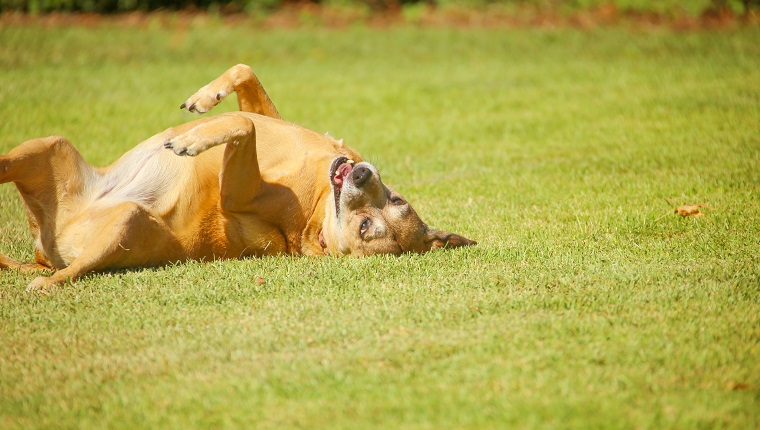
[1,20,759,429]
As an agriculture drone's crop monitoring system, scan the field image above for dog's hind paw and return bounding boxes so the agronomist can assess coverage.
[26,276,57,294]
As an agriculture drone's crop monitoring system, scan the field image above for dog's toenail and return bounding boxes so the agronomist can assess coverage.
[163,141,173,148]
[180,103,186,109]
[189,103,196,112]
[216,93,222,100]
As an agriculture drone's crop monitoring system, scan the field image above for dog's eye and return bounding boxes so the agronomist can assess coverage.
[360,218,371,237]
[390,196,405,206]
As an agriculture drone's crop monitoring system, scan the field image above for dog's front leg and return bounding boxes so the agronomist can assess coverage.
[181,64,281,119]
[164,115,261,213]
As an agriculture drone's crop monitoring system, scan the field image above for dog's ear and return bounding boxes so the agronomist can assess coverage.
[424,228,477,251]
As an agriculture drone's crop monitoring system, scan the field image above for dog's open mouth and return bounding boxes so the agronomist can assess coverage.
[330,156,354,217]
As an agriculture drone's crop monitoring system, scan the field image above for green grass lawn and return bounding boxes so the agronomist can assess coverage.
[1,21,759,429]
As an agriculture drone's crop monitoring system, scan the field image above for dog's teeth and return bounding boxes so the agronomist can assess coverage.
[347,159,354,164]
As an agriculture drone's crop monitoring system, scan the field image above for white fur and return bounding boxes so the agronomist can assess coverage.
[91,143,177,208]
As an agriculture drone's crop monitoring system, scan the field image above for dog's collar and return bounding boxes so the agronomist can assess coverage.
[318,230,330,255]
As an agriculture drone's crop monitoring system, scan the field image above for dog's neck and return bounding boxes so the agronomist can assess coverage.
[316,193,345,256]
[297,187,333,256]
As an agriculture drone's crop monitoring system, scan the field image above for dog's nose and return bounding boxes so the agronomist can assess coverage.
[351,166,372,187]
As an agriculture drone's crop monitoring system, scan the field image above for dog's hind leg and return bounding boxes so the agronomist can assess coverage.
[0,136,97,211]
[0,254,52,272]
[180,64,281,119]
[25,201,182,292]
[1,136,97,270]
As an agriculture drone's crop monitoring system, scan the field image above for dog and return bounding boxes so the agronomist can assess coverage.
[0,64,475,291]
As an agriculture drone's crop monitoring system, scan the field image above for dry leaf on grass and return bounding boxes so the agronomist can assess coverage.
[675,204,709,218]
[728,381,751,391]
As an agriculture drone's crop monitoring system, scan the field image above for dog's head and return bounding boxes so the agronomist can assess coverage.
[320,156,476,256]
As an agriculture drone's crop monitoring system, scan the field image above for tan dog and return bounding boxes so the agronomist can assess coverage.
[0,64,475,291]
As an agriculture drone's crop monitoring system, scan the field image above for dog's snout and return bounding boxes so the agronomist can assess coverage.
[352,166,372,187]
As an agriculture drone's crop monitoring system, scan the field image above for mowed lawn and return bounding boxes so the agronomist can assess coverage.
[0,21,758,428]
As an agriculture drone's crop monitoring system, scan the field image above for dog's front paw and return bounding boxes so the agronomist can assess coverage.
[164,137,196,156]
[181,81,232,114]
[163,133,213,157]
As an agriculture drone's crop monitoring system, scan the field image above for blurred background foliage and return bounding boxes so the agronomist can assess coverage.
[0,0,757,16]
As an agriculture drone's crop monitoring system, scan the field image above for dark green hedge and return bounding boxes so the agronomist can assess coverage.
[0,0,756,15]
[2,0,286,13]
[0,0,418,13]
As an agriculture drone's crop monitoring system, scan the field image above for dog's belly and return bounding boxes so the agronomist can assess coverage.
[54,142,289,265]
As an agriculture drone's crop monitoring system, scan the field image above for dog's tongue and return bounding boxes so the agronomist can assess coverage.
[333,163,353,187]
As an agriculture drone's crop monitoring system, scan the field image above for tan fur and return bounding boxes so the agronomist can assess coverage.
[0,64,475,291]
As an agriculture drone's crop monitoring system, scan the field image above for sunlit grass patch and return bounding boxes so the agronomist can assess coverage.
[1,23,758,429]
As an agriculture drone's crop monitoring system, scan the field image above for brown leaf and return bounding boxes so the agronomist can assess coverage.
[675,204,709,217]
[255,276,265,286]
[729,381,751,391]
